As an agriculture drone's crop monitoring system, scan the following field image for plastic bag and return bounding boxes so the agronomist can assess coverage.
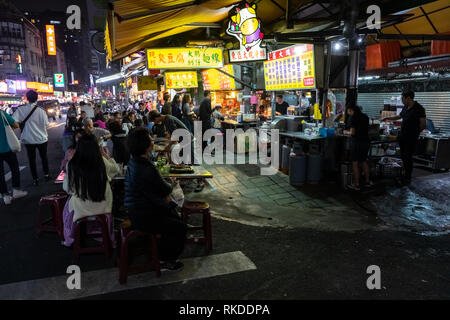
[171,182,184,207]
[1,111,21,152]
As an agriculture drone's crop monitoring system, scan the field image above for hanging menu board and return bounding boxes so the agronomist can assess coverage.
[202,65,236,90]
[147,48,223,69]
[165,71,198,89]
[264,44,315,91]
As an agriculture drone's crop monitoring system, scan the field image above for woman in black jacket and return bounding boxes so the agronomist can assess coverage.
[124,127,187,271]
[108,121,130,165]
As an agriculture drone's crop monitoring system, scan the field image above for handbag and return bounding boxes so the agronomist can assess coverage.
[1,111,21,152]
[170,182,184,208]
[19,104,39,132]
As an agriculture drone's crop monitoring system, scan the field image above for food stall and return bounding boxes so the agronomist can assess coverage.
[201,65,241,114]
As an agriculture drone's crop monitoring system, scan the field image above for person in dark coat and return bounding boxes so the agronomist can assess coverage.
[161,93,172,115]
[124,128,187,271]
[108,121,130,165]
[198,91,212,151]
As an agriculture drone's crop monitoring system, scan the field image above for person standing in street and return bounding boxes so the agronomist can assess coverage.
[182,93,195,133]
[0,108,28,205]
[171,94,183,121]
[344,105,372,191]
[199,91,213,151]
[382,90,426,185]
[80,101,95,119]
[13,90,49,186]
[161,93,172,115]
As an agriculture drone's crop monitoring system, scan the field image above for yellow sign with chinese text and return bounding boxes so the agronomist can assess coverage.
[137,76,159,91]
[202,64,236,91]
[46,25,56,56]
[165,71,198,89]
[147,48,223,69]
[264,44,315,91]
[27,82,53,93]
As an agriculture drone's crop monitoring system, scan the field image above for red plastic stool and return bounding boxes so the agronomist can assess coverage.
[36,192,68,240]
[118,220,161,284]
[73,214,111,263]
[182,201,212,253]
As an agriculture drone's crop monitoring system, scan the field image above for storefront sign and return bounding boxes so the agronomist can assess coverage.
[5,80,16,94]
[137,76,158,91]
[27,82,54,93]
[229,47,267,63]
[147,48,223,69]
[202,65,236,91]
[46,25,56,56]
[165,71,198,89]
[0,81,7,93]
[53,91,63,96]
[264,44,315,91]
[226,3,264,52]
[13,80,27,91]
[54,73,64,88]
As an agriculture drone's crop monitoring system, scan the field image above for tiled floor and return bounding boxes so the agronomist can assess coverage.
[202,160,347,212]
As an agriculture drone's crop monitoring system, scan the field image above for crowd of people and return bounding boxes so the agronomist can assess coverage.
[0,88,427,270]
[0,90,222,270]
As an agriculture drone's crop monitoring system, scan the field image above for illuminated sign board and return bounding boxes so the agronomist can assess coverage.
[46,25,56,56]
[27,82,54,93]
[14,80,27,91]
[54,91,63,96]
[202,65,236,91]
[147,48,223,69]
[137,76,158,91]
[229,47,266,63]
[226,3,266,63]
[165,71,198,89]
[264,44,315,91]
[0,81,7,93]
[227,3,263,51]
[54,73,64,88]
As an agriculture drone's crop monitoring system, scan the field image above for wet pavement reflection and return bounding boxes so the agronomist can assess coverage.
[369,173,450,236]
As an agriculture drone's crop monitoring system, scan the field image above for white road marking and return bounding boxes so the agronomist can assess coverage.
[4,166,26,182]
[0,251,256,300]
[47,122,65,129]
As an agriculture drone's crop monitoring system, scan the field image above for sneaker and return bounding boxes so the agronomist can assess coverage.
[2,194,12,205]
[33,179,39,186]
[12,189,28,199]
[160,260,184,272]
[347,184,361,191]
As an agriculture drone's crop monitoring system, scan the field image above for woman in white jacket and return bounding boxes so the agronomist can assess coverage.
[62,133,120,247]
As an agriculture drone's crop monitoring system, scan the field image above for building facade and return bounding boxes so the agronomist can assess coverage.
[0,2,46,83]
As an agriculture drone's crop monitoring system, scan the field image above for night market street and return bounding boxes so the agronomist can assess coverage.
[1,0,450,305]
[0,115,449,299]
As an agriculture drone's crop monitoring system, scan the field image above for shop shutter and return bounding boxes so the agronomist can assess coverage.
[357,92,450,134]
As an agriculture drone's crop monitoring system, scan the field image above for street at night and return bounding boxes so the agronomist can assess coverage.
[0,0,449,311]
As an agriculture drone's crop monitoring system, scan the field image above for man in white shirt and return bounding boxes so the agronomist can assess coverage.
[80,101,95,119]
[13,90,49,186]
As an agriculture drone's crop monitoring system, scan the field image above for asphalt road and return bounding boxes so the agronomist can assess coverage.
[1,116,449,299]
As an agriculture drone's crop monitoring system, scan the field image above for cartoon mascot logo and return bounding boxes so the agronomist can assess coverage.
[226,2,264,51]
